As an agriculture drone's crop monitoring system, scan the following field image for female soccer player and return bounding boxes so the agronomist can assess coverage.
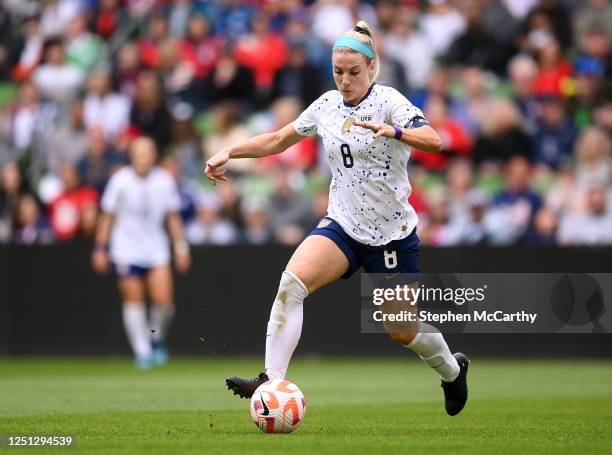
[205,22,469,415]
[93,136,191,369]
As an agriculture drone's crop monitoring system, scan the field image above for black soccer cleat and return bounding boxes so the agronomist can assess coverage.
[226,372,269,399]
[441,352,470,416]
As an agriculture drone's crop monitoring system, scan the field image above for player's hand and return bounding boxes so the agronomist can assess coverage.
[353,121,395,139]
[92,249,109,274]
[204,149,230,185]
[174,251,191,274]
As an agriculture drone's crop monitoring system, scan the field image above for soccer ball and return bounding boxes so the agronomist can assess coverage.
[249,379,306,433]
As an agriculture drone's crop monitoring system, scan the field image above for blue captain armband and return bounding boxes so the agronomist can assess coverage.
[405,116,429,129]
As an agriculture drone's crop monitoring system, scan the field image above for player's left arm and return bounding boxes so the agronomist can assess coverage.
[353,121,442,152]
[167,212,191,274]
[354,89,442,152]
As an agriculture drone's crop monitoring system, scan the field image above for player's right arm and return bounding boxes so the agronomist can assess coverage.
[92,170,122,274]
[92,212,113,274]
[204,123,303,185]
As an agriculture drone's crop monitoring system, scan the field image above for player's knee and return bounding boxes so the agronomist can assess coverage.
[149,283,172,306]
[283,265,318,294]
[388,331,418,345]
[149,293,172,307]
[270,271,308,309]
[277,270,309,301]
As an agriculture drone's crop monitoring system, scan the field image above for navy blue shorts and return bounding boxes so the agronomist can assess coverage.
[309,217,420,279]
[112,263,152,278]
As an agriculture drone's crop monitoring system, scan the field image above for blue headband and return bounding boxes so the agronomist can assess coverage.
[333,36,375,60]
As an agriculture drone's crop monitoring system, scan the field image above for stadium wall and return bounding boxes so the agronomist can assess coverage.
[0,245,611,358]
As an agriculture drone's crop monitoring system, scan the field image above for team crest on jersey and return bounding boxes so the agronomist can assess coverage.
[341,117,355,134]
[317,217,333,228]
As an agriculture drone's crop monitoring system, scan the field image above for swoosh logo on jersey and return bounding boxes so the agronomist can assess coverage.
[260,394,270,416]
[385,273,400,280]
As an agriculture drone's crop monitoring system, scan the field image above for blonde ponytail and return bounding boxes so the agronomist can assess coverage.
[333,20,380,82]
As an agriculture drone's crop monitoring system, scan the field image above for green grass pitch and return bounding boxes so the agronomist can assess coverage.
[1,358,611,454]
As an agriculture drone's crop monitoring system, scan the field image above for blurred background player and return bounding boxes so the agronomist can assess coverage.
[206,21,469,416]
[92,136,190,369]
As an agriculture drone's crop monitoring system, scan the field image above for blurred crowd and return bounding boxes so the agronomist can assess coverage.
[0,0,611,247]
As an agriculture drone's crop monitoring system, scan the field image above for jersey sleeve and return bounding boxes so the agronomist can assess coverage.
[388,88,429,129]
[293,92,330,137]
[100,172,122,214]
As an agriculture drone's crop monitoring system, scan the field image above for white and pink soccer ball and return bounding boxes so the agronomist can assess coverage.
[249,379,306,433]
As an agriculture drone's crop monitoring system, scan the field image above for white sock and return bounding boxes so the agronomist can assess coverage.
[265,271,308,379]
[404,322,460,382]
[150,305,175,343]
[122,303,153,358]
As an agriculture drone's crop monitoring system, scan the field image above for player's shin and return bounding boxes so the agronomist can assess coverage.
[404,322,460,382]
[150,304,175,343]
[122,302,153,359]
[264,271,308,380]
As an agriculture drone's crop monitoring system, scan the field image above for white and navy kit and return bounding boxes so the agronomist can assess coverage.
[294,83,428,276]
[101,166,181,276]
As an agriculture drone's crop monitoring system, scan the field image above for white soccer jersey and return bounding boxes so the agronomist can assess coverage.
[101,166,181,267]
[294,83,425,246]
